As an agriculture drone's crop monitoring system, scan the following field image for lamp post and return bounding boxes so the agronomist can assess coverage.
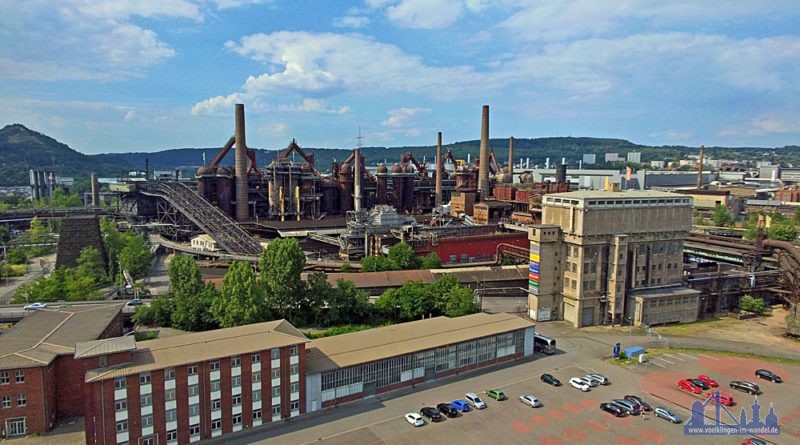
[627,316,633,336]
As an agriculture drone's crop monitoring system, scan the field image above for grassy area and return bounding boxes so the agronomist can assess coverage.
[651,316,742,337]
[606,347,800,368]
[6,264,27,277]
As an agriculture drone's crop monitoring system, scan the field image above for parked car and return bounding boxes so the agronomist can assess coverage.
[600,402,626,417]
[405,412,424,426]
[688,378,710,390]
[519,395,541,408]
[755,369,783,383]
[451,399,470,412]
[126,298,143,306]
[582,374,600,387]
[569,377,591,392]
[654,407,681,423]
[729,380,760,395]
[465,392,486,409]
[697,375,718,387]
[586,373,610,385]
[678,379,702,394]
[741,437,768,445]
[23,302,47,310]
[624,394,653,412]
[541,373,561,386]
[420,407,443,422]
[436,403,458,418]
[611,399,641,416]
[706,391,734,406]
[486,389,506,401]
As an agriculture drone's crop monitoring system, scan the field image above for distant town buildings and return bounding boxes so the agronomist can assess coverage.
[626,152,642,163]
[604,153,620,163]
[582,154,596,165]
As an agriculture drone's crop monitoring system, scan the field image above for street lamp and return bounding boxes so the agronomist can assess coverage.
[627,316,633,336]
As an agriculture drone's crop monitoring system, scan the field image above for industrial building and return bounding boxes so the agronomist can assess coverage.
[526,190,700,328]
[0,304,124,437]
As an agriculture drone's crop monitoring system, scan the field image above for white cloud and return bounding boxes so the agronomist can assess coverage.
[100,24,176,67]
[72,0,203,21]
[262,122,287,134]
[279,99,350,114]
[386,0,463,29]
[382,107,431,127]
[208,0,272,10]
[648,129,694,140]
[719,114,800,137]
[124,110,137,121]
[191,93,244,115]
[333,15,370,28]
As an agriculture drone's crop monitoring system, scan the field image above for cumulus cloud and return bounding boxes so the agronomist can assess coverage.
[382,107,431,127]
[333,15,370,28]
[191,93,244,115]
[386,0,464,29]
[278,99,350,114]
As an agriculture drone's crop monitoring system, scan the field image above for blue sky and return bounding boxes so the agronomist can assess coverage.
[1,0,799,154]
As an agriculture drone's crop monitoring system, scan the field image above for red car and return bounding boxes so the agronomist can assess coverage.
[678,379,702,394]
[698,375,718,387]
[706,391,734,406]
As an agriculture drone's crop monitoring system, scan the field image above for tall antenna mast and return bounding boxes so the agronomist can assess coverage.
[355,126,364,149]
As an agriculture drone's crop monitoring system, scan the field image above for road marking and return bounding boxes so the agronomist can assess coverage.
[698,354,719,360]
[650,361,666,368]
[655,356,675,365]
[676,352,694,359]
[664,353,684,361]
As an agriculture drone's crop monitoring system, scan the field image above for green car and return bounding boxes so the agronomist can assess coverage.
[486,389,506,401]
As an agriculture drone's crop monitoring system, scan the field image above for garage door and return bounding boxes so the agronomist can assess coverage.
[581,307,595,327]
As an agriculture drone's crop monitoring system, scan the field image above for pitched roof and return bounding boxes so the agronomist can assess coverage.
[305,312,534,374]
[0,303,124,370]
[75,336,137,359]
[85,319,308,382]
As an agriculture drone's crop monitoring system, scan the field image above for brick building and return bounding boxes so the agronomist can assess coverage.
[78,320,308,445]
[0,304,124,437]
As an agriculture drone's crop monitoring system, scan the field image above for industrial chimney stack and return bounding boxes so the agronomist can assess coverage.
[90,173,100,207]
[354,148,362,211]
[477,105,490,198]
[696,145,704,189]
[508,136,514,181]
[234,104,249,221]
[435,132,443,206]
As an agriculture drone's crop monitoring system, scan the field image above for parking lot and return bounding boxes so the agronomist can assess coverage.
[228,335,799,445]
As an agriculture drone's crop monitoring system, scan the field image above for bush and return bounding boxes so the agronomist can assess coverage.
[740,295,766,315]
[6,249,27,265]
[618,351,628,360]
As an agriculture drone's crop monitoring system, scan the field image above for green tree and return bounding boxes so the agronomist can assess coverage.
[444,286,479,317]
[77,246,107,284]
[6,249,27,265]
[211,261,266,328]
[307,272,334,325]
[711,204,734,227]
[418,252,442,269]
[340,262,354,273]
[27,216,48,236]
[375,280,431,321]
[133,296,176,326]
[50,188,82,207]
[768,223,797,242]
[388,242,419,270]
[260,238,306,321]
[428,274,460,314]
[118,232,152,278]
[169,255,216,331]
[360,255,397,272]
[326,278,370,325]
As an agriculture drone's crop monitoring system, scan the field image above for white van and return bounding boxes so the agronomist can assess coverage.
[465,392,487,409]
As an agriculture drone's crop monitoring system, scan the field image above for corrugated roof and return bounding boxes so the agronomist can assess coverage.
[0,303,124,370]
[548,190,680,200]
[85,319,308,382]
[302,265,527,290]
[305,313,534,374]
[75,336,137,359]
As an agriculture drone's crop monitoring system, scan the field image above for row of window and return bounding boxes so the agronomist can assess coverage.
[116,403,297,434]
[1,394,25,408]
[643,296,697,308]
[0,371,25,385]
[114,364,298,390]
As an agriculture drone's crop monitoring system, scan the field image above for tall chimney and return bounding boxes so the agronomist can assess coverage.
[90,173,99,207]
[507,136,514,182]
[477,105,490,197]
[234,104,249,221]
[354,148,362,211]
[435,132,443,206]
[696,145,704,189]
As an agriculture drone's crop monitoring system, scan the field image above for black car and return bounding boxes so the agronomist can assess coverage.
[420,407,443,422]
[730,380,760,395]
[600,402,626,417]
[611,399,641,416]
[436,403,458,418]
[688,378,710,390]
[624,395,653,412]
[755,369,783,383]
[541,373,561,386]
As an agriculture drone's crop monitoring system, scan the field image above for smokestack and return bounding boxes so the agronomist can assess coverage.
[354,148,362,211]
[696,145,704,189]
[526,158,530,169]
[545,157,550,169]
[477,105,490,197]
[234,104,248,221]
[507,137,514,181]
[90,173,99,207]
[435,132,443,206]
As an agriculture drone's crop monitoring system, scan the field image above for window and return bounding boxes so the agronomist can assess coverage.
[165,388,176,401]
[290,382,299,393]
[272,405,281,415]
[141,394,152,407]
[251,353,261,363]
[1,396,10,408]
[17,394,26,407]
[271,369,280,379]
[187,364,198,375]
[210,360,220,371]
[15,371,24,384]
[233,413,242,425]
[571,279,577,290]
[571,262,577,273]
[189,424,200,436]
[232,376,241,387]
[188,384,199,397]
[211,399,221,411]
[99,355,108,367]
[272,386,280,397]
[253,409,262,420]
[210,380,220,392]
[115,399,127,411]
[165,368,175,380]
[290,400,299,410]
[141,437,154,445]
[166,430,177,441]
[0,372,7,384]
[116,420,128,433]
[211,419,221,430]
[233,394,242,406]
[166,409,177,422]
[289,364,298,375]
[189,404,200,417]
[253,390,261,401]
[290,346,298,356]
[142,414,153,427]
[231,356,241,367]
[114,377,126,389]
[253,371,261,382]
[271,349,280,360]
[140,372,151,385]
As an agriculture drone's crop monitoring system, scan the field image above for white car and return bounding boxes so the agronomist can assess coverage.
[465,392,487,409]
[586,373,609,385]
[405,412,424,426]
[23,302,47,310]
[569,377,591,392]
[519,395,541,407]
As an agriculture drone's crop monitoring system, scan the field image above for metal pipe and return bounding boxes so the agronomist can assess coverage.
[477,105,490,197]
[234,104,249,221]
[435,132,443,206]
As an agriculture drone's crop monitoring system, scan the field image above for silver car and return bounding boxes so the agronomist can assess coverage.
[654,406,681,423]
[582,374,599,387]
[586,373,609,385]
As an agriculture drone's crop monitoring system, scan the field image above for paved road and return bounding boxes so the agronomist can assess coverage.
[145,253,171,296]
[0,253,55,304]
